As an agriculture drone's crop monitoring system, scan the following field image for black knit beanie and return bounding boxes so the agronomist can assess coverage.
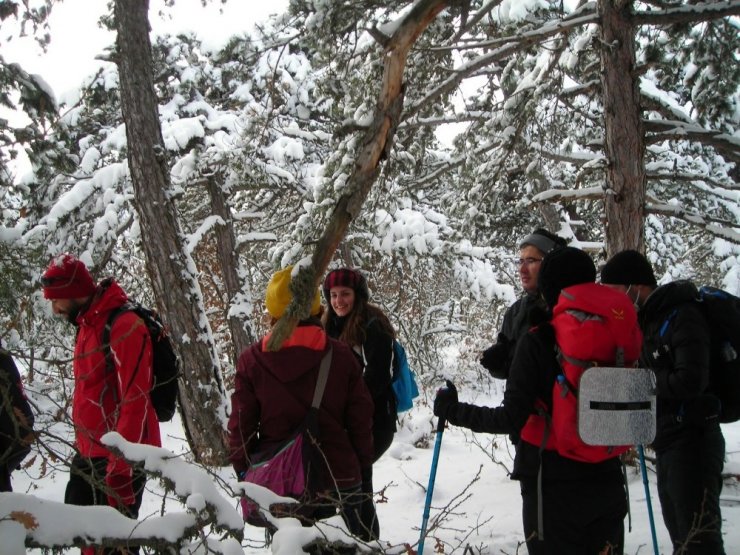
[538,247,597,309]
[520,228,567,255]
[601,250,657,287]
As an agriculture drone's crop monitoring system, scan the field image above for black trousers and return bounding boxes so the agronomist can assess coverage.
[0,464,11,492]
[355,426,395,541]
[306,485,368,541]
[373,427,395,462]
[656,423,725,555]
[520,474,627,555]
[65,455,147,554]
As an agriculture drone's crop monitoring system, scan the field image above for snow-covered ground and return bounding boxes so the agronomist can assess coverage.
[9,379,740,554]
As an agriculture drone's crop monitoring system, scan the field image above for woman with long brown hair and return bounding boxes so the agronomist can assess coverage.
[322,268,397,540]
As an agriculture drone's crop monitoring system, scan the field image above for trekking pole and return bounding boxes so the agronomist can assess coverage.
[418,415,446,555]
[638,445,659,555]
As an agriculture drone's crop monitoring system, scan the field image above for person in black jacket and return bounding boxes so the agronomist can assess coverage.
[435,247,628,555]
[322,267,396,540]
[480,228,566,380]
[602,250,725,555]
[0,343,35,492]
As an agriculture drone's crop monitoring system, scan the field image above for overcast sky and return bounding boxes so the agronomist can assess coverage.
[3,0,290,99]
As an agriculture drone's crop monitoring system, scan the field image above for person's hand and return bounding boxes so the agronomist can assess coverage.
[480,342,509,379]
[433,380,458,419]
[106,470,135,508]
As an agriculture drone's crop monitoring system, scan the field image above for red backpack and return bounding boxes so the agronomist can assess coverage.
[520,282,643,463]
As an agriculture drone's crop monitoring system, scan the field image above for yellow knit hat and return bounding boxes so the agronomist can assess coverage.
[265,265,321,319]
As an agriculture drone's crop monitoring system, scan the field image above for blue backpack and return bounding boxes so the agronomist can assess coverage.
[391,339,419,413]
[362,317,420,413]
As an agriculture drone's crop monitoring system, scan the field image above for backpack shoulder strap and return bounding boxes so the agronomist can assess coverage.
[101,302,147,404]
[659,309,678,338]
[311,347,333,409]
[102,304,133,375]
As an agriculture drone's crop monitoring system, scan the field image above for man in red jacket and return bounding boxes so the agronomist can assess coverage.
[42,254,161,554]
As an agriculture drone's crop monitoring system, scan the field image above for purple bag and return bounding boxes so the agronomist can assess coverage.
[239,348,332,527]
[239,429,311,526]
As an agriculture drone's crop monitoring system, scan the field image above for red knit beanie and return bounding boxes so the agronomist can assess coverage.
[41,254,96,300]
[322,268,369,302]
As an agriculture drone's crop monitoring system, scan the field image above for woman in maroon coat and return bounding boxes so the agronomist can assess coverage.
[228,266,375,539]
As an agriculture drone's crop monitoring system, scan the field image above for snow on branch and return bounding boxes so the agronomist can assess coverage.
[530,187,740,244]
[644,119,740,164]
[0,432,385,554]
[632,1,740,26]
[185,215,226,255]
[641,83,694,124]
[229,480,380,555]
[0,432,250,553]
[0,492,231,554]
[42,163,129,226]
[647,202,740,243]
[407,8,599,117]
[531,185,604,204]
[266,0,453,351]
[646,171,740,193]
[101,432,243,534]
[106,433,380,554]
[17,435,244,552]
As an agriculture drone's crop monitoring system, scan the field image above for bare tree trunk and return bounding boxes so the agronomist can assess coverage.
[205,175,254,361]
[599,0,646,255]
[267,0,452,350]
[539,203,562,235]
[113,0,227,464]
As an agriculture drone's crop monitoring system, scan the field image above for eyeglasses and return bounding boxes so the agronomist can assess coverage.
[518,257,543,267]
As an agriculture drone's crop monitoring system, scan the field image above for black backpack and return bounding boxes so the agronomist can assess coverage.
[662,286,740,423]
[696,286,740,423]
[102,301,180,422]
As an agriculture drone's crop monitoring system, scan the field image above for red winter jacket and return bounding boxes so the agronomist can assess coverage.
[228,324,374,491]
[72,280,161,477]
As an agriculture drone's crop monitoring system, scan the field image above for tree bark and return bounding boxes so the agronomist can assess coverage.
[599,0,646,255]
[113,0,227,464]
[266,0,452,351]
[205,175,255,361]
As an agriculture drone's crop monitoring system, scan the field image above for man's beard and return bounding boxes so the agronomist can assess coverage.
[65,303,82,325]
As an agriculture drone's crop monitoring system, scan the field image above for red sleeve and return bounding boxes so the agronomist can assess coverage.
[106,312,153,475]
[227,346,261,474]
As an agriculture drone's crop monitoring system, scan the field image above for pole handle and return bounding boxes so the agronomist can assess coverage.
[436,415,446,433]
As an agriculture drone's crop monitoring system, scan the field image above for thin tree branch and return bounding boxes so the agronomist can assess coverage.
[644,119,740,164]
[632,0,740,26]
[406,8,599,118]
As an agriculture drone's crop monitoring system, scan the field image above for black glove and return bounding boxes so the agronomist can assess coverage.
[480,342,510,379]
[433,380,458,420]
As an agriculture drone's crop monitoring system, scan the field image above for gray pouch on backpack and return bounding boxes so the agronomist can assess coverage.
[578,366,657,446]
